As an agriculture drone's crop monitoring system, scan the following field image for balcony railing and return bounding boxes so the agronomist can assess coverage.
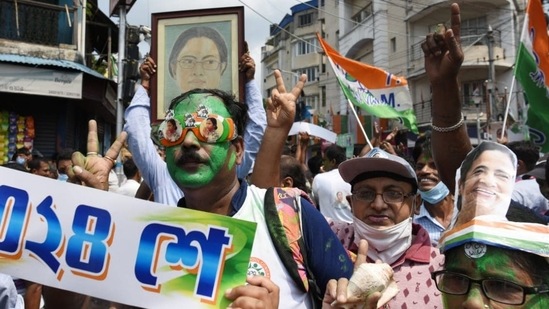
[351,3,373,25]
[409,30,502,62]
[0,0,76,47]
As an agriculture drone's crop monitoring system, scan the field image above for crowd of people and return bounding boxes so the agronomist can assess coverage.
[2,2,549,309]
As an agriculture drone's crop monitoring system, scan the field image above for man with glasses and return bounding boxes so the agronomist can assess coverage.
[327,147,443,308]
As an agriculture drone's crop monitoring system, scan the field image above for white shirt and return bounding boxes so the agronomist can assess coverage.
[116,179,141,197]
[312,169,353,223]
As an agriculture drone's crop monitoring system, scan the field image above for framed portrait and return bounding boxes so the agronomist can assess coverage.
[151,6,245,121]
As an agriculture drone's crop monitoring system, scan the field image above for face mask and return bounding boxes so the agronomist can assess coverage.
[419,181,450,205]
[57,173,69,182]
[16,157,26,165]
[353,217,413,265]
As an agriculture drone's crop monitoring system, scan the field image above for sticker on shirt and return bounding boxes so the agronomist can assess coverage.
[464,242,487,259]
[247,257,270,278]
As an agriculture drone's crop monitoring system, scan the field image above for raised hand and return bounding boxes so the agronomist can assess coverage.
[225,275,280,309]
[421,3,463,83]
[266,70,307,131]
[239,42,256,83]
[140,55,157,88]
[68,120,127,190]
[322,240,381,309]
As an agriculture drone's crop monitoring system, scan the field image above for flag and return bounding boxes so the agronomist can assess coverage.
[316,33,418,133]
[514,0,549,152]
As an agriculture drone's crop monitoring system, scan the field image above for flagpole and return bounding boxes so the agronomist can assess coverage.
[347,99,373,149]
[501,1,529,141]
[500,78,517,140]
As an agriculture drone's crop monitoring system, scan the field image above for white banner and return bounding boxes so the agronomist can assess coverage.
[0,63,83,99]
[0,167,256,308]
[289,121,337,143]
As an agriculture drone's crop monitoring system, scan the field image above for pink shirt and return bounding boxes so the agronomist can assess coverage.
[329,221,444,309]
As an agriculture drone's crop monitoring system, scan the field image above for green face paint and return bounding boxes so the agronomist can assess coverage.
[442,244,549,309]
[164,93,237,188]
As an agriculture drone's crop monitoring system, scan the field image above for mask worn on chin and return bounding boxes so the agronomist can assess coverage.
[15,157,26,165]
[353,217,413,265]
[419,181,450,205]
[57,173,69,182]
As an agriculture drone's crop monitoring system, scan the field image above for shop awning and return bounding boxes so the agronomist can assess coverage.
[0,54,117,120]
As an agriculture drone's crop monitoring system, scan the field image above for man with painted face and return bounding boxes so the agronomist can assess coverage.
[412,131,455,245]
[127,51,265,206]
[327,148,443,307]
[155,71,353,308]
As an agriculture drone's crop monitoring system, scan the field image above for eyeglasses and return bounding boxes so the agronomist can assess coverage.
[431,270,549,305]
[351,190,413,204]
[158,113,237,147]
[178,57,221,70]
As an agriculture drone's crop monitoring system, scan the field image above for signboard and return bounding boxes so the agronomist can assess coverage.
[0,167,256,308]
[0,63,83,99]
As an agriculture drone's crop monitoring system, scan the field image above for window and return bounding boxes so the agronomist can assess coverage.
[391,37,396,53]
[299,13,313,27]
[295,38,318,55]
[297,67,319,83]
[462,80,485,107]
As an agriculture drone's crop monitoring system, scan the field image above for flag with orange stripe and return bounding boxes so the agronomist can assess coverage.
[515,0,549,152]
[317,34,418,133]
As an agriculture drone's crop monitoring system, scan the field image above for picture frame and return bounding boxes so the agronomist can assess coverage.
[151,6,245,121]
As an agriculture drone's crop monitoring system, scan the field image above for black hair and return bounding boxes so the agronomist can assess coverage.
[27,157,49,171]
[412,131,432,163]
[507,140,540,172]
[280,155,309,193]
[11,147,31,161]
[168,26,228,78]
[458,142,516,187]
[168,89,247,138]
[56,148,74,166]
[207,117,218,130]
[167,118,178,129]
[324,144,346,165]
[307,153,323,177]
[2,162,29,173]
[123,158,139,179]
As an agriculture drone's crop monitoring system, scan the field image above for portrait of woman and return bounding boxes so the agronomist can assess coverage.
[158,118,182,143]
[168,26,228,93]
[154,7,243,120]
[201,117,220,143]
[454,141,517,225]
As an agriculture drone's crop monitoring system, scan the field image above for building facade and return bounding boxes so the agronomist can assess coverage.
[0,0,119,163]
[261,0,527,146]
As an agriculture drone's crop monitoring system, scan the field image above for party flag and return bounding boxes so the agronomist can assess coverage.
[514,0,549,152]
[317,33,418,133]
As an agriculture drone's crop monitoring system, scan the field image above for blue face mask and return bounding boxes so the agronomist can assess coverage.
[16,157,26,165]
[57,173,69,182]
[419,181,450,204]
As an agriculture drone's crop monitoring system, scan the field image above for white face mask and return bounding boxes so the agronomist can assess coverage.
[16,157,26,165]
[419,181,450,205]
[353,217,413,265]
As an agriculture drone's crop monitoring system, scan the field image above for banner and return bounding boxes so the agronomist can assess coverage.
[289,121,337,143]
[317,34,418,133]
[0,167,256,308]
[514,0,549,152]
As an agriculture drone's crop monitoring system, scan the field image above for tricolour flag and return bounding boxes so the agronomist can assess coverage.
[514,0,549,152]
[316,33,418,133]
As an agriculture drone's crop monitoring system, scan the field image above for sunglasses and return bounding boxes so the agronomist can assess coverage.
[159,112,237,147]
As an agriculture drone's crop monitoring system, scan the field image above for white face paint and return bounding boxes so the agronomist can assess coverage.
[464,242,487,259]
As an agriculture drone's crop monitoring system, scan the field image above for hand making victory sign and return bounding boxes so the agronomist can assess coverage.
[68,120,127,191]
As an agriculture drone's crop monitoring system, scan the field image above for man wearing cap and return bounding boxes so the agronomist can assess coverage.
[329,148,443,307]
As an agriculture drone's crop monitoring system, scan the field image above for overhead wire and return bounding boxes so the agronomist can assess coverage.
[239,0,521,75]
